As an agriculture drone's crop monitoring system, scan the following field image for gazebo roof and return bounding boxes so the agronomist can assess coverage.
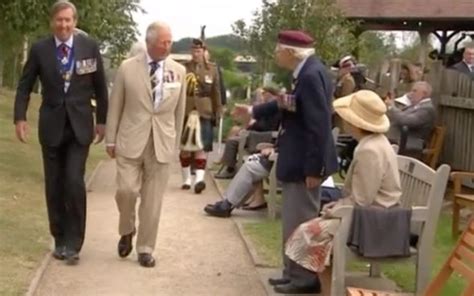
[336,0,474,31]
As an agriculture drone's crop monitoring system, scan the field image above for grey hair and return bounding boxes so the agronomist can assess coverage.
[145,21,171,42]
[127,41,146,58]
[414,81,433,97]
[50,1,78,20]
[278,44,315,60]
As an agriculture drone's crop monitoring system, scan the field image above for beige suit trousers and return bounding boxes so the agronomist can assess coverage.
[115,135,170,254]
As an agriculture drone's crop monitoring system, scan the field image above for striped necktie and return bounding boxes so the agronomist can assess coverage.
[149,61,159,101]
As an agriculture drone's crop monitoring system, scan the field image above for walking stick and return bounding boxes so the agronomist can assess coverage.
[217,117,224,155]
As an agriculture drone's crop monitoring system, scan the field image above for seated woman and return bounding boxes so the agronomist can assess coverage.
[284,90,402,296]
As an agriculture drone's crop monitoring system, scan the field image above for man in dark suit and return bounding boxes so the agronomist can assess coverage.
[13,1,108,265]
[451,42,474,79]
[234,30,337,294]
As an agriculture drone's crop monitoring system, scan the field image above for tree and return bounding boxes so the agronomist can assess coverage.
[0,0,143,67]
[358,31,398,73]
[208,47,236,70]
[233,0,356,81]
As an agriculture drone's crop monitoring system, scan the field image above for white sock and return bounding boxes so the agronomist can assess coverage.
[195,169,205,183]
[182,167,191,185]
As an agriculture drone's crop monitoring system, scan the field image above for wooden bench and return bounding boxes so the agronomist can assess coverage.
[347,218,474,296]
[329,156,451,296]
[399,125,446,169]
[451,171,474,239]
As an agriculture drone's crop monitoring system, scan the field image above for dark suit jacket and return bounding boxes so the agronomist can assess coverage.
[253,56,338,182]
[14,34,108,147]
[451,61,474,79]
[248,110,281,132]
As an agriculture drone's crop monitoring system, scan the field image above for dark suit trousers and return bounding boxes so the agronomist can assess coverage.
[281,182,320,287]
[41,119,89,252]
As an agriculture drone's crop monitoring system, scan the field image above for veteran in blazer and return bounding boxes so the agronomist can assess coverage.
[13,1,108,265]
[233,31,337,294]
[105,21,186,268]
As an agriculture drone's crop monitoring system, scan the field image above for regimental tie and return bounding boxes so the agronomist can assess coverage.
[149,61,159,102]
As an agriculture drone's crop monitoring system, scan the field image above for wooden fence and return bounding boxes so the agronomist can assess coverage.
[371,60,474,171]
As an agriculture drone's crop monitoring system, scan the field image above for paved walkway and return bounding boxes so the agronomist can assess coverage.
[33,159,266,296]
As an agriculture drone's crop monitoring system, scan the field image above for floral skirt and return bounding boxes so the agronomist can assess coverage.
[285,217,341,273]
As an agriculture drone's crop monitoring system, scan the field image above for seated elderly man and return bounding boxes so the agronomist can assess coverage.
[205,146,336,217]
[386,81,436,155]
[215,87,281,179]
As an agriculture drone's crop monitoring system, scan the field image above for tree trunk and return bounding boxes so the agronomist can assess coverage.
[0,59,4,89]
[21,36,29,66]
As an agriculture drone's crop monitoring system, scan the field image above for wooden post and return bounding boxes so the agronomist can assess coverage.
[389,58,401,96]
[418,30,430,68]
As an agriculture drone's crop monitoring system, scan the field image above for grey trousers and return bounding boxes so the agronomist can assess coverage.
[221,131,275,168]
[281,182,320,286]
[224,154,270,207]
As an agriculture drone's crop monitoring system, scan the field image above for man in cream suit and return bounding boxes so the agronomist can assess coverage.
[105,21,186,268]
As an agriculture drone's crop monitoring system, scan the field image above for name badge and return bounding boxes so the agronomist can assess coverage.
[204,75,213,84]
[76,58,97,75]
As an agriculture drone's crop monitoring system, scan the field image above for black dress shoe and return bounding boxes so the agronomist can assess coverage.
[181,184,191,190]
[242,202,268,211]
[52,246,66,260]
[64,249,80,266]
[118,229,136,258]
[138,253,156,268]
[268,277,291,286]
[273,282,321,294]
[204,200,233,218]
[194,181,206,194]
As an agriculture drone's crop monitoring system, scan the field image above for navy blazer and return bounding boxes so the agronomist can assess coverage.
[253,56,338,182]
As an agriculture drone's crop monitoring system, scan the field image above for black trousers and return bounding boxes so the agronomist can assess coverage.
[41,120,90,252]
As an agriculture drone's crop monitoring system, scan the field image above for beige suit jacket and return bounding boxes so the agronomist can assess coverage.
[341,133,402,208]
[105,53,186,163]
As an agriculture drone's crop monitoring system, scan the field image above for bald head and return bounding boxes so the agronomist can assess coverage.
[409,81,432,104]
[145,21,173,61]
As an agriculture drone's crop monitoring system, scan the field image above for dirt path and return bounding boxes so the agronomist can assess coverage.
[34,160,266,296]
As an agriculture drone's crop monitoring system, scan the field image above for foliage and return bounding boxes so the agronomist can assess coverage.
[172,35,246,53]
[232,0,357,79]
[208,47,236,70]
[222,69,249,98]
[0,0,143,68]
[358,31,398,71]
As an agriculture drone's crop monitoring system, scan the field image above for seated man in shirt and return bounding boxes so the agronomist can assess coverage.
[386,81,436,156]
[215,87,281,179]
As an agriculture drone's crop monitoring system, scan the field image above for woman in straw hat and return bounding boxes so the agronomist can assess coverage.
[284,90,402,296]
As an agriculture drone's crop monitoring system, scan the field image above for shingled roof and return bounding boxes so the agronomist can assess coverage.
[337,0,474,19]
[336,0,474,30]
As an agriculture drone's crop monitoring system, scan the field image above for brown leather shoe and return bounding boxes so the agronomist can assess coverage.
[118,229,136,258]
[138,253,156,268]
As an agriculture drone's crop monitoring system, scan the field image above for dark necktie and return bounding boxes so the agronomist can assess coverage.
[59,43,69,61]
[149,61,159,101]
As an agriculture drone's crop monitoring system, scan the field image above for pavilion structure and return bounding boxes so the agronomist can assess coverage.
[336,0,474,65]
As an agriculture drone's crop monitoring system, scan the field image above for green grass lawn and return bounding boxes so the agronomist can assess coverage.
[242,213,465,295]
[0,88,106,295]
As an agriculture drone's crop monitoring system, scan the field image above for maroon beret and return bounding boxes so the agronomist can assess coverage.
[278,30,314,48]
